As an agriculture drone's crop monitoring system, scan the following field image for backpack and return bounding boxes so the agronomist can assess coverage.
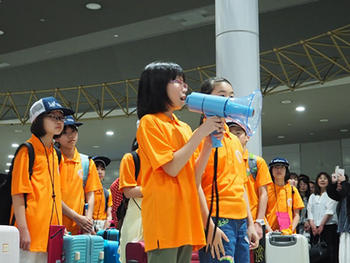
[80,153,90,188]
[0,142,61,225]
[116,151,140,230]
[248,153,258,180]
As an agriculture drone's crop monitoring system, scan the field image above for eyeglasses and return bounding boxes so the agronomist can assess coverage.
[170,79,188,89]
[46,114,65,122]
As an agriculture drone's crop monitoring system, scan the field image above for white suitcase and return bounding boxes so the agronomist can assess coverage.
[265,232,309,263]
[0,225,19,263]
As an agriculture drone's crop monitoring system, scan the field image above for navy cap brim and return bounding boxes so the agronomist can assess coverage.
[92,156,111,167]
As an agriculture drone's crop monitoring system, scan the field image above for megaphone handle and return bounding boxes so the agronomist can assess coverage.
[211,132,223,148]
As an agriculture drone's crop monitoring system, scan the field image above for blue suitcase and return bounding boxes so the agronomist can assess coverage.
[97,229,119,241]
[63,234,104,263]
[104,240,120,263]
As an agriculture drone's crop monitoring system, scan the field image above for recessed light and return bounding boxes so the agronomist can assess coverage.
[287,123,292,127]
[14,129,23,133]
[11,143,19,148]
[0,30,4,35]
[0,62,10,68]
[340,129,349,133]
[92,145,100,148]
[281,100,292,104]
[6,163,11,166]
[113,34,119,38]
[106,131,114,136]
[5,169,9,173]
[309,132,315,135]
[39,18,46,22]
[86,3,102,10]
[8,155,14,159]
[295,106,305,112]
[277,135,285,139]
[320,119,328,122]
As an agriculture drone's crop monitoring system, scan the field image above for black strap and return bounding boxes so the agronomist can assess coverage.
[53,145,62,164]
[103,188,110,212]
[131,151,140,181]
[205,147,220,245]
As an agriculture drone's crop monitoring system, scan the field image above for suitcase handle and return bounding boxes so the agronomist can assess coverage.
[269,235,297,247]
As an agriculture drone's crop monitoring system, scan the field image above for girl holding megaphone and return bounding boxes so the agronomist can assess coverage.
[196,77,259,263]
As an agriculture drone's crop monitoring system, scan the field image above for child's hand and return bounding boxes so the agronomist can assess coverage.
[199,116,224,137]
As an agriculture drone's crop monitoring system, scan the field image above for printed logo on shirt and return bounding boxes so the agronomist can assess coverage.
[235,150,243,163]
[78,169,83,179]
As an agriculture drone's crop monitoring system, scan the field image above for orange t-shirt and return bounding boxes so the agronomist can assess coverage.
[266,183,304,232]
[200,124,247,219]
[93,188,113,220]
[119,151,142,190]
[243,150,272,220]
[136,113,206,252]
[60,149,102,234]
[11,135,63,252]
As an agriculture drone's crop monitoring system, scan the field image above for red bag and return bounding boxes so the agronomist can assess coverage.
[47,225,65,263]
[126,241,147,263]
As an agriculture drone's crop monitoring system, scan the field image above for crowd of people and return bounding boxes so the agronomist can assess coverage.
[7,61,350,263]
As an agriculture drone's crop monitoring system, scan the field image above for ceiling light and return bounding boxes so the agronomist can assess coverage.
[5,169,9,173]
[14,129,23,133]
[277,135,285,139]
[113,34,119,38]
[92,145,100,148]
[320,119,328,122]
[295,106,305,112]
[0,62,10,68]
[11,143,19,148]
[281,100,292,104]
[86,3,102,10]
[287,123,292,126]
[39,18,46,22]
[106,131,114,136]
[309,132,315,135]
[0,30,4,35]
[8,155,14,159]
[6,163,11,166]
[340,129,349,133]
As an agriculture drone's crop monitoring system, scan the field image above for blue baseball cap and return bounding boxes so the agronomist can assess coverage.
[92,156,111,168]
[269,157,289,168]
[29,97,74,123]
[64,115,83,127]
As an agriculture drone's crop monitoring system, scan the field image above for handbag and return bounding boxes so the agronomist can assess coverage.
[309,239,328,263]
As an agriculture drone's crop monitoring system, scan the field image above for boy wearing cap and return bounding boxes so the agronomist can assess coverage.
[11,97,73,262]
[54,116,102,235]
[266,158,304,234]
[227,120,272,239]
[91,156,113,231]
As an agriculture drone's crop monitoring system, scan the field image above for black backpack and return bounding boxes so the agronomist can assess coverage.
[0,142,61,225]
[116,151,140,230]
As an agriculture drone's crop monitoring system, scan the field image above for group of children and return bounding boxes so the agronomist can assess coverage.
[11,61,311,263]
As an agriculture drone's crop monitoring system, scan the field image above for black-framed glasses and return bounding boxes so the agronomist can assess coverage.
[46,114,65,122]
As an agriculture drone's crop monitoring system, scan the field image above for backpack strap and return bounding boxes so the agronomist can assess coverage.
[131,151,140,181]
[248,153,258,181]
[103,188,110,212]
[53,145,62,164]
[80,153,90,188]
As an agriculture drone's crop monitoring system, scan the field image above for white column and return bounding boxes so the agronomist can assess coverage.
[216,0,262,156]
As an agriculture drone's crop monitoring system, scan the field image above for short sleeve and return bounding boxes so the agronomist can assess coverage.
[11,146,33,195]
[85,159,103,193]
[136,115,174,170]
[119,153,139,190]
[256,157,272,188]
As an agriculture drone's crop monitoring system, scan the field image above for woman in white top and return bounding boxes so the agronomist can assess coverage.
[307,172,339,263]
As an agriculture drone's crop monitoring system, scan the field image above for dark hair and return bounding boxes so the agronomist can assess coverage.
[289,172,298,180]
[131,137,138,151]
[299,174,310,182]
[297,176,311,198]
[199,77,232,124]
[269,165,291,184]
[30,113,47,138]
[137,62,185,119]
[314,172,331,195]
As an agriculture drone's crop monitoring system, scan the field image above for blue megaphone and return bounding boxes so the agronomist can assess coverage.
[186,90,262,147]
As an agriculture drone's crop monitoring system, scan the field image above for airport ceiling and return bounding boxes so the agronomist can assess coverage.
[0,0,350,176]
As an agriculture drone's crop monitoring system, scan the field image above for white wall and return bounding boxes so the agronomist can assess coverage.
[262,138,350,180]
